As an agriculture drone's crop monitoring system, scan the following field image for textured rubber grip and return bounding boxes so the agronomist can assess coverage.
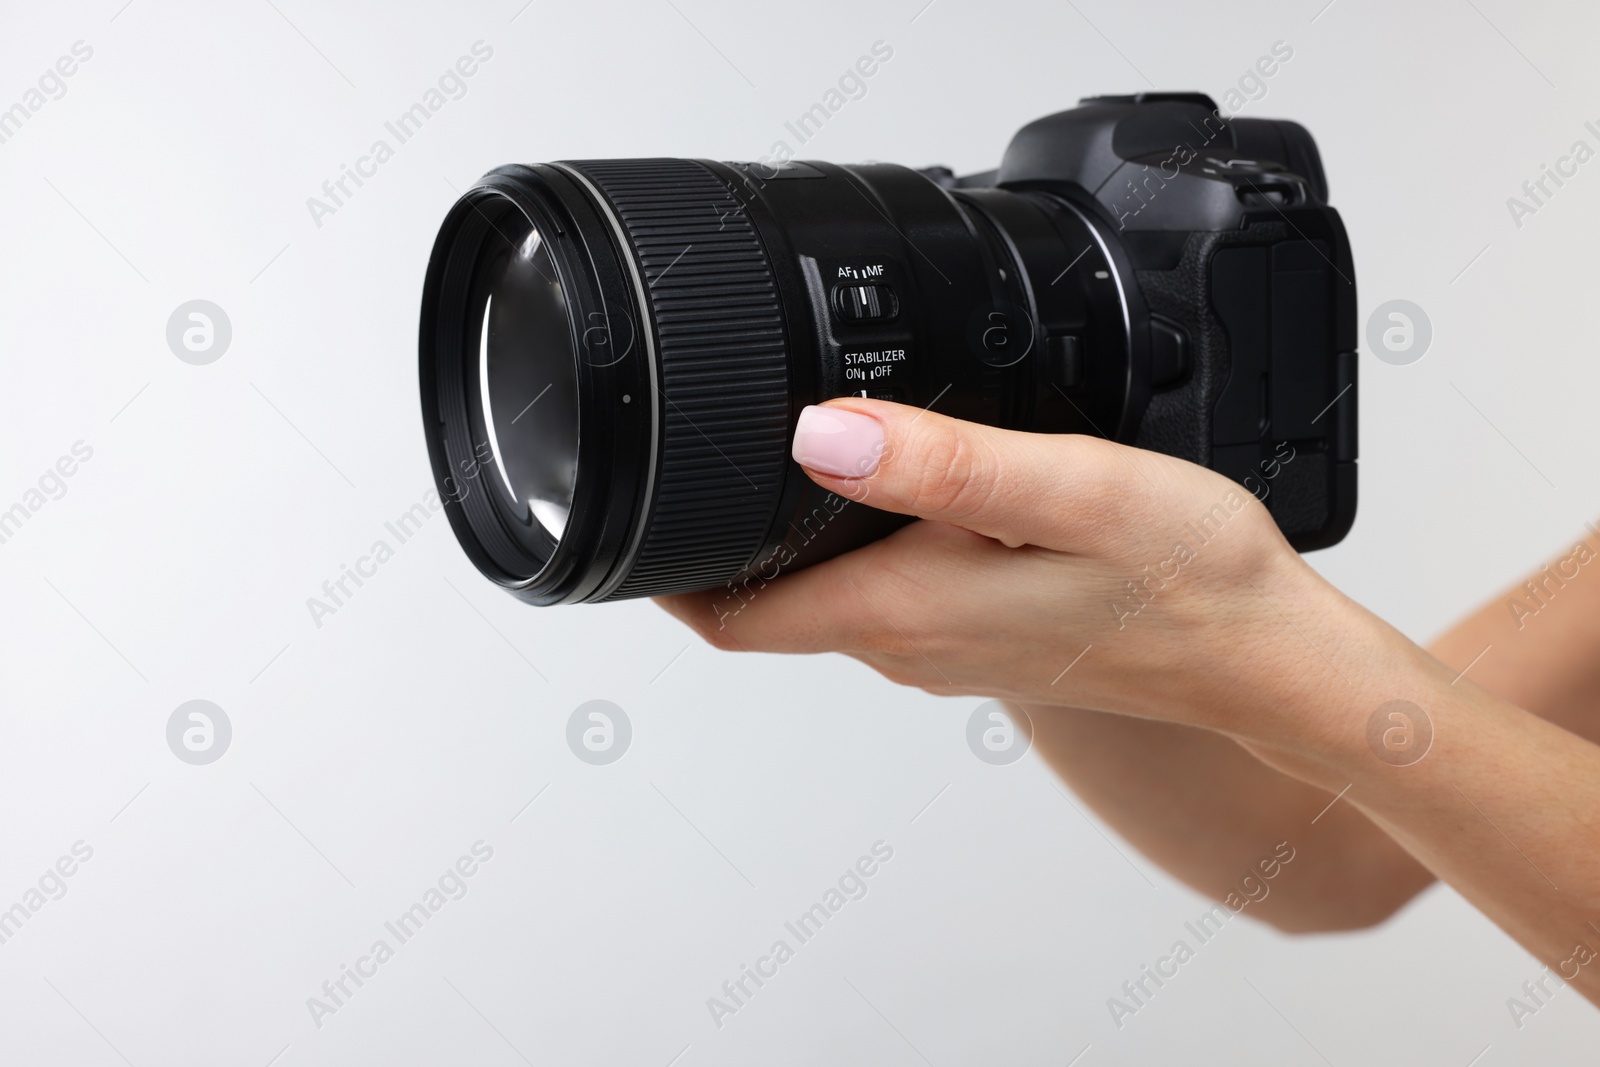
[562,159,790,600]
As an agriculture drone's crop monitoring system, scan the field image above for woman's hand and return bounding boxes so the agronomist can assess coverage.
[659,398,1600,1010]
[657,396,1386,746]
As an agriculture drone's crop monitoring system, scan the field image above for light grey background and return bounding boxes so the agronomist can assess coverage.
[1,0,1596,1063]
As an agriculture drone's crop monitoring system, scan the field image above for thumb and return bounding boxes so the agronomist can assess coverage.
[790,397,1136,551]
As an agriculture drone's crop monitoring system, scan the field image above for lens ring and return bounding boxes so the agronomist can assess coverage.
[419,167,657,604]
[556,159,793,601]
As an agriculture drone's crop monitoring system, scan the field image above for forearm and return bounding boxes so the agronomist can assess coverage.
[1028,707,1433,931]
[1352,691,1600,1000]
[1030,530,1600,931]
[1428,524,1600,732]
[1235,563,1600,1005]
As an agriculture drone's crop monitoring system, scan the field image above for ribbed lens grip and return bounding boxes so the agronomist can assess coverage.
[562,159,790,600]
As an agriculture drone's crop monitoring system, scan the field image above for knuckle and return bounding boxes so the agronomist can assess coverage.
[901,423,995,518]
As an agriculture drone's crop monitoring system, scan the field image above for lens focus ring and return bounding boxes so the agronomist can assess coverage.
[561,159,791,600]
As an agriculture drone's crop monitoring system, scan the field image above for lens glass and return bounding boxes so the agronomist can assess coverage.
[478,222,579,539]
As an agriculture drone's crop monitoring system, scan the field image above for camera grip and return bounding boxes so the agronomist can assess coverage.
[1131,221,1357,550]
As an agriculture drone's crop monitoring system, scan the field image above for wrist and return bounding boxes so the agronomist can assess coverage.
[1222,554,1450,784]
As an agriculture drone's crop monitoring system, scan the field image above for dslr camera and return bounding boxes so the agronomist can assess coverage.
[419,91,1357,604]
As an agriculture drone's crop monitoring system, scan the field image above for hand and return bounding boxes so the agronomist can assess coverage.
[661,399,1600,1009]
[656,397,1372,742]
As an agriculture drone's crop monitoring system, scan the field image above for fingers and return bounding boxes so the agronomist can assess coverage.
[654,539,893,655]
[655,521,998,655]
[789,397,1145,552]
[653,560,869,655]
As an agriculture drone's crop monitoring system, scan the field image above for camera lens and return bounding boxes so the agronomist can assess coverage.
[474,221,578,539]
[420,158,1143,605]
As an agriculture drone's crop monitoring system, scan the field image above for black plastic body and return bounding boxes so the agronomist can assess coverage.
[992,92,1358,549]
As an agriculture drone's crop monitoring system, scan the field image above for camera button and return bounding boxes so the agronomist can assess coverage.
[1045,333,1085,390]
[1150,319,1190,388]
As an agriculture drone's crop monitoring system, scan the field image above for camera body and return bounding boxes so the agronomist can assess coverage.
[973,91,1357,547]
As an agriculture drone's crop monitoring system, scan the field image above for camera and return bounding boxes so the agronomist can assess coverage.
[418,91,1357,605]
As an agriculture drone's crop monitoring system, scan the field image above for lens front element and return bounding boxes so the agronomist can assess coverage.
[478,222,580,540]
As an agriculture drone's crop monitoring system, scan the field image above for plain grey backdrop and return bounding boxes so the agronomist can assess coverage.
[2,0,1597,1063]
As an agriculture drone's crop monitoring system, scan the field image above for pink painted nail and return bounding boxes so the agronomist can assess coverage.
[792,405,884,478]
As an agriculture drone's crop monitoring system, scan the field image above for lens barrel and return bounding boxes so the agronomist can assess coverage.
[420,157,1141,604]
